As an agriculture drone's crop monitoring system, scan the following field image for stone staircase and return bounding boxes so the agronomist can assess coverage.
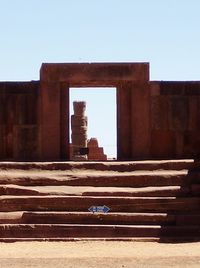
[0,160,199,242]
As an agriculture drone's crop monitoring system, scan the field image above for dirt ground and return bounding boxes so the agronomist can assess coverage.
[0,241,199,268]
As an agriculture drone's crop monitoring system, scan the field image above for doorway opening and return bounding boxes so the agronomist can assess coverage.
[69,87,117,161]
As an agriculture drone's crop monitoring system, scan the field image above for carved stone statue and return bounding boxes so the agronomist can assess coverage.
[71,101,88,160]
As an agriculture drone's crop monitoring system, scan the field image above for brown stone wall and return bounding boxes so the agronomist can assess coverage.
[0,81,39,160]
[130,81,151,159]
[40,81,62,160]
[150,81,200,159]
[117,81,151,160]
[1,63,200,161]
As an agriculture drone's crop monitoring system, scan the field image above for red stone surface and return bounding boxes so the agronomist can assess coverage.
[87,138,107,161]
[0,82,39,160]
[71,102,88,160]
[1,63,200,160]
[39,63,149,161]
[0,160,199,241]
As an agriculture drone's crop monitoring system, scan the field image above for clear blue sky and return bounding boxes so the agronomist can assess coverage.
[1,0,200,157]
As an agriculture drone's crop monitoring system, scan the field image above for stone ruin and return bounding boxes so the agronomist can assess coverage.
[71,101,88,160]
[87,138,107,161]
[1,62,200,161]
[71,101,107,161]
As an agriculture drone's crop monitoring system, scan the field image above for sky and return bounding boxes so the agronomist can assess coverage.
[0,0,200,157]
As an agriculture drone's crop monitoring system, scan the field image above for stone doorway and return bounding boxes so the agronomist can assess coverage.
[40,63,149,161]
[69,87,117,160]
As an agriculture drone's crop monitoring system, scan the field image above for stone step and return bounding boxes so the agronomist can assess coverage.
[0,185,192,197]
[0,159,199,172]
[0,237,161,242]
[1,212,199,226]
[192,184,200,195]
[1,236,199,242]
[0,196,199,212]
[0,236,200,242]
[176,214,200,225]
[1,171,199,187]
[0,212,176,225]
[0,224,199,239]
[1,212,200,226]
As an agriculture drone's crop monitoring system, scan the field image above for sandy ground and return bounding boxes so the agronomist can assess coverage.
[0,241,199,268]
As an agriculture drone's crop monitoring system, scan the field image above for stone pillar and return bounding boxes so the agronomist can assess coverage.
[117,83,132,160]
[131,82,150,159]
[40,81,61,160]
[71,101,88,160]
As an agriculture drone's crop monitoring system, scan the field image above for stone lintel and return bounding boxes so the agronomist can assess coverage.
[40,63,149,84]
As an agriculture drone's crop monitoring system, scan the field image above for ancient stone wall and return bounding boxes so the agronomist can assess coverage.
[150,81,200,158]
[1,63,200,161]
[0,81,39,160]
[39,63,149,161]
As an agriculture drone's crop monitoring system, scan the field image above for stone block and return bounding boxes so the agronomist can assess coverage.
[160,82,185,95]
[72,126,87,134]
[175,131,184,158]
[71,136,87,147]
[169,97,189,130]
[0,98,6,125]
[87,138,99,147]
[184,82,200,95]
[14,126,38,160]
[73,101,86,116]
[40,63,149,84]
[183,131,200,158]
[87,138,107,161]
[150,130,176,158]
[151,96,169,130]
[188,97,200,130]
[131,82,151,159]
[40,81,61,160]
[71,116,87,127]
[150,82,160,96]
[117,83,132,160]
[0,125,5,159]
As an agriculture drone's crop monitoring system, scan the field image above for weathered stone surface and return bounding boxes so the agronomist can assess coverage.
[1,170,199,187]
[0,160,199,241]
[71,101,88,160]
[0,224,199,239]
[40,63,150,84]
[169,97,189,131]
[0,185,190,197]
[1,64,200,161]
[0,212,175,225]
[176,214,200,226]
[150,130,176,158]
[0,196,199,213]
[87,138,107,161]
[131,82,151,159]
[151,97,169,130]
[0,159,199,171]
[0,82,39,160]
[0,224,162,238]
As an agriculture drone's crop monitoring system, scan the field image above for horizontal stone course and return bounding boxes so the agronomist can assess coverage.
[0,196,199,213]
